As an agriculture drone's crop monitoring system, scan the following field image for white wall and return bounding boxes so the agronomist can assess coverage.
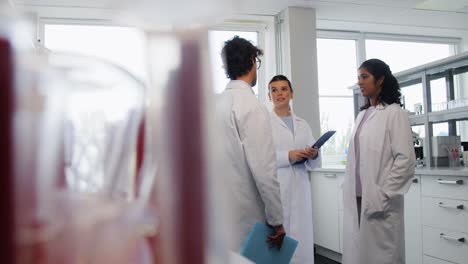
[310,1,468,53]
[278,7,321,138]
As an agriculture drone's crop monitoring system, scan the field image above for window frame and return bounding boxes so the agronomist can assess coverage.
[315,30,460,167]
[38,16,276,104]
[317,30,460,67]
[209,18,273,103]
[38,17,122,49]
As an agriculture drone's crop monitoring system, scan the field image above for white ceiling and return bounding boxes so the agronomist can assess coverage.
[13,0,468,12]
[293,0,468,34]
[12,0,114,8]
[299,0,468,12]
[11,0,468,32]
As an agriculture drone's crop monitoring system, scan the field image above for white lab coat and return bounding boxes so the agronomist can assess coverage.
[270,112,319,264]
[342,103,416,264]
[216,80,283,251]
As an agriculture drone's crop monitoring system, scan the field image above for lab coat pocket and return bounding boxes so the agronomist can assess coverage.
[364,185,389,220]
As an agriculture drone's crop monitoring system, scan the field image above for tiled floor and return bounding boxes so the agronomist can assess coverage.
[314,254,341,264]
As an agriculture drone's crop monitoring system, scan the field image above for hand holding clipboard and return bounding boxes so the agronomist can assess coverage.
[294,131,336,164]
[312,130,336,149]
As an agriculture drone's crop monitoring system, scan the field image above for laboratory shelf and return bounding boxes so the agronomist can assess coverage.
[409,114,427,126]
[428,106,468,123]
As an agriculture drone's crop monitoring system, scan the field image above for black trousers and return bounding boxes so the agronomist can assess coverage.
[357,196,362,226]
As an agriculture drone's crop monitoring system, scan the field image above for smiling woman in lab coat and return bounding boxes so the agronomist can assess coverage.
[342,59,416,264]
[268,75,319,264]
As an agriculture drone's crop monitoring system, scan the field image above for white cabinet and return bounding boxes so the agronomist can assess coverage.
[310,171,343,253]
[424,255,456,264]
[338,174,344,253]
[405,176,422,264]
[423,226,468,264]
[422,197,468,233]
[421,174,468,264]
[310,169,468,264]
[421,176,468,200]
[339,209,343,253]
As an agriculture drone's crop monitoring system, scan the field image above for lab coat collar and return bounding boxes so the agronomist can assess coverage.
[352,104,379,138]
[365,103,386,122]
[376,103,386,110]
[365,105,379,122]
[225,80,255,94]
[272,111,300,136]
[272,111,288,129]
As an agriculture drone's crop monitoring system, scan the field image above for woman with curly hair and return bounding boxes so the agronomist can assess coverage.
[342,59,416,264]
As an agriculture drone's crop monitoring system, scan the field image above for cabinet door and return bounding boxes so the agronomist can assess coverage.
[423,255,454,264]
[423,226,468,264]
[310,171,340,252]
[405,176,422,264]
[338,174,344,253]
[339,209,343,254]
[422,196,468,233]
[422,175,468,200]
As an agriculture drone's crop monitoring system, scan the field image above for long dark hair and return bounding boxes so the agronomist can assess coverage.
[221,36,263,80]
[359,58,401,110]
[268,75,294,93]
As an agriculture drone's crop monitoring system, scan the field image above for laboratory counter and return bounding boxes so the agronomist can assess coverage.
[313,166,468,177]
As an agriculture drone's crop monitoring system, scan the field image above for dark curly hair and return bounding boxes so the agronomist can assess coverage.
[359,58,402,111]
[268,75,294,93]
[221,36,263,80]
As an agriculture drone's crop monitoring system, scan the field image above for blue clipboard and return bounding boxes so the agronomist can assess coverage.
[312,130,336,149]
[240,222,298,264]
[294,130,336,164]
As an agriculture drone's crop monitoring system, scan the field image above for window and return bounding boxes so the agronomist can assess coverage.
[317,38,357,167]
[430,78,448,111]
[366,39,454,116]
[433,123,449,137]
[457,121,468,142]
[44,24,147,81]
[455,72,468,141]
[208,30,259,94]
[316,31,458,168]
[43,23,147,194]
[402,83,424,113]
[365,39,453,73]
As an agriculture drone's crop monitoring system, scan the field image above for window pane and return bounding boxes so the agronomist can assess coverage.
[401,83,424,113]
[317,39,357,96]
[317,38,357,167]
[208,31,258,94]
[457,121,468,142]
[454,71,468,100]
[412,125,425,139]
[433,122,449,137]
[430,78,448,111]
[319,97,354,167]
[44,24,146,81]
[366,40,452,73]
[44,24,146,193]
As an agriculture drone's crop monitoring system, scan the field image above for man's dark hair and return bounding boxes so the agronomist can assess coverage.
[221,36,263,80]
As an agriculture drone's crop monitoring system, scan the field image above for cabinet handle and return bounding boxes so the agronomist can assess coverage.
[412,178,418,183]
[324,173,337,178]
[437,179,464,185]
[440,233,465,243]
[438,202,464,210]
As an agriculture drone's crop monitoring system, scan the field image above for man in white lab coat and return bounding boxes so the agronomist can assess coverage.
[342,59,416,264]
[216,36,286,251]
